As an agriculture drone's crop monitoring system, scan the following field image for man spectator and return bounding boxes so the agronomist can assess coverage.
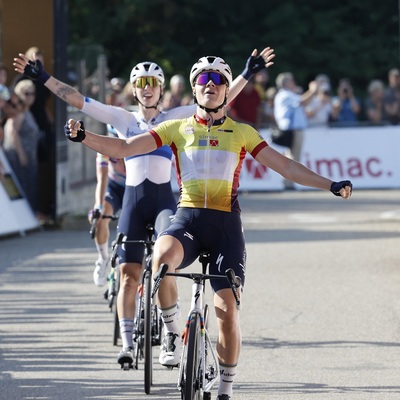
[273,72,317,162]
[305,80,333,127]
[383,68,400,125]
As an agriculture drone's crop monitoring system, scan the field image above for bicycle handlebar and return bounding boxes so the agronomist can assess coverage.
[110,225,155,269]
[151,264,241,309]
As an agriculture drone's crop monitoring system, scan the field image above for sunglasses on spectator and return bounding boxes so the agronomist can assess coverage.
[23,92,36,96]
[135,77,161,88]
[195,72,227,86]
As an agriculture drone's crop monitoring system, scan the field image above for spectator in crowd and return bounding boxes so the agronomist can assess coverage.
[331,78,361,125]
[227,77,262,129]
[383,68,400,125]
[0,63,9,86]
[364,79,388,125]
[273,72,317,163]
[315,73,332,92]
[162,74,191,110]
[261,86,277,128]
[121,80,136,108]
[106,77,127,107]
[13,46,56,223]
[0,84,11,142]
[0,84,10,109]
[253,69,269,100]
[304,80,333,127]
[2,90,41,213]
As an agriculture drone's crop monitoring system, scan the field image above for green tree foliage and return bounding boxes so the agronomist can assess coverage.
[68,0,399,95]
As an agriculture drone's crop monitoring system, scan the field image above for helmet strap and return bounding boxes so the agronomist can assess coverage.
[194,94,227,114]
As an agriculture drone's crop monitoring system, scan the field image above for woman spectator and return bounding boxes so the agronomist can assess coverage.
[365,79,388,125]
[2,84,41,214]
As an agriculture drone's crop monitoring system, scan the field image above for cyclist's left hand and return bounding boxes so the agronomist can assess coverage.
[330,180,353,199]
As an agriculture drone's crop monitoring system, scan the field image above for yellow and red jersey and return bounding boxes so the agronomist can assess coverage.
[150,115,267,212]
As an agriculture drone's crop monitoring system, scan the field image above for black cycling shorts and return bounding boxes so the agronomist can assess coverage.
[158,207,246,293]
[117,180,177,264]
[104,179,125,215]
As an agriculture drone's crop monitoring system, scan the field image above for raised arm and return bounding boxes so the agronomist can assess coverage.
[65,119,157,159]
[13,53,85,110]
[228,47,275,103]
[255,145,352,199]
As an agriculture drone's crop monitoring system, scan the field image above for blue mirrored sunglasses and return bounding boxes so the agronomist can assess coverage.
[195,72,227,86]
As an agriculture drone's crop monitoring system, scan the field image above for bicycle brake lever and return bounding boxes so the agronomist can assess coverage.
[110,232,125,267]
[225,268,241,310]
[151,263,169,298]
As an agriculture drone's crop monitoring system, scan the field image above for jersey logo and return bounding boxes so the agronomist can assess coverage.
[216,253,224,272]
[210,139,219,147]
[184,125,195,134]
[184,231,194,241]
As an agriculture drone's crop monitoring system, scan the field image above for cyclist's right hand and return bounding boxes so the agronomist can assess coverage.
[65,119,86,142]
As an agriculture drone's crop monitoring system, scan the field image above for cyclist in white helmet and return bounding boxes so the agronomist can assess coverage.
[14,47,275,371]
[65,53,352,400]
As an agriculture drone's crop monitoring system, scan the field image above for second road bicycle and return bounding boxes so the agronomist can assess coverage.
[110,224,163,395]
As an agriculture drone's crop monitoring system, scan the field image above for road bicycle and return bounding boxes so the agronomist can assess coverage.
[110,224,163,395]
[152,253,241,400]
[89,209,118,240]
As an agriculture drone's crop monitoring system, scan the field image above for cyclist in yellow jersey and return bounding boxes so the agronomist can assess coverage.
[65,56,352,400]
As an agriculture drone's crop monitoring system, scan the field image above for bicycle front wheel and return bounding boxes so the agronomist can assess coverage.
[184,311,202,400]
[143,269,153,394]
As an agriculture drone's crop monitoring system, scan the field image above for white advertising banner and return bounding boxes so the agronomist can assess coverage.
[296,125,400,190]
[0,148,40,237]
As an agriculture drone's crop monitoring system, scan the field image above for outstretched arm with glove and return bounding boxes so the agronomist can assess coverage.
[64,119,157,160]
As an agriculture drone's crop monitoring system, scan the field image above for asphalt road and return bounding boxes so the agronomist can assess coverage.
[1,190,400,400]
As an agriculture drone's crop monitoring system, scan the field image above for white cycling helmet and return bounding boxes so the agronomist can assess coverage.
[129,61,165,85]
[190,56,232,88]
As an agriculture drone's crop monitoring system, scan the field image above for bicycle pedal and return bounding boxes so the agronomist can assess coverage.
[120,362,133,371]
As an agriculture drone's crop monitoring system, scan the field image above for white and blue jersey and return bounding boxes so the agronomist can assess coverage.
[81,98,196,263]
[82,98,196,187]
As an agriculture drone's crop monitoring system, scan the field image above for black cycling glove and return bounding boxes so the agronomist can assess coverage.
[65,120,86,143]
[24,59,50,84]
[241,54,266,81]
[330,180,353,196]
